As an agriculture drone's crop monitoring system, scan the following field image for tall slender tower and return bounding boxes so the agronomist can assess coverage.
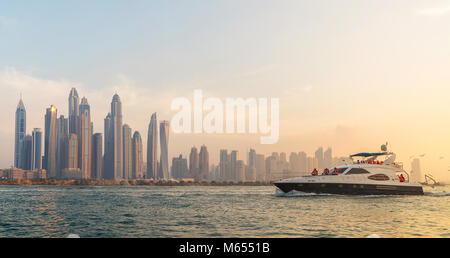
[31,128,42,170]
[92,133,103,180]
[159,121,170,180]
[122,124,132,179]
[68,88,79,135]
[44,105,57,178]
[199,145,209,182]
[79,97,92,179]
[56,115,68,177]
[111,94,123,180]
[147,113,158,179]
[219,149,229,182]
[231,150,239,182]
[14,97,26,168]
[103,113,112,179]
[132,131,143,179]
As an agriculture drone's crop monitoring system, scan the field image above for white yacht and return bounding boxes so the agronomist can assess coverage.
[274,145,424,195]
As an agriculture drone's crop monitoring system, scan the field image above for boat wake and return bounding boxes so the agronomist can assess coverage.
[423,191,450,197]
[274,189,334,197]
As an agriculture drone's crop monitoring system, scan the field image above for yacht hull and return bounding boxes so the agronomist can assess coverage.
[274,182,424,195]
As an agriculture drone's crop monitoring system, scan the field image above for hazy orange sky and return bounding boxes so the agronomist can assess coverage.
[1,1,450,181]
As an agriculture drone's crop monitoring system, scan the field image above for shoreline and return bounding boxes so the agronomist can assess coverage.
[0,179,274,187]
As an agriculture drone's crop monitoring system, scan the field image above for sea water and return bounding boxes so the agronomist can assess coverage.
[0,185,449,238]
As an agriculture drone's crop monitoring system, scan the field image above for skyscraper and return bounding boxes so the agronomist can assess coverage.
[324,147,332,169]
[44,105,57,178]
[66,133,78,169]
[315,147,324,170]
[219,149,229,182]
[56,115,68,177]
[79,97,92,179]
[198,145,209,182]
[159,121,170,180]
[14,97,26,168]
[20,135,32,170]
[171,154,188,180]
[131,131,143,179]
[31,128,42,170]
[111,94,123,180]
[231,150,239,182]
[92,133,103,180]
[189,146,199,180]
[103,113,113,179]
[122,124,132,179]
[68,88,79,135]
[255,154,266,182]
[248,149,257,169]
[146,113,158,179]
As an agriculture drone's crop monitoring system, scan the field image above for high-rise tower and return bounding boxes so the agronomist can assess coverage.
[92,133,103,180]
[44,105,57,178]
[147,113,158,179]
[122,124,132,179]
[111,94,123,180]
[131,131,143,179]
[198,145,209,182]
[103,113,113,179]
[56,115,68,177]
[31,128,42,170]
[14,97,26,168]
[79,97,92,179]
[159,121,170,180]
[68,88,79,135]
[189,146,199,180]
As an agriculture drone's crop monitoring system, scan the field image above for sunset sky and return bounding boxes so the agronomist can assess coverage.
[1,0,450,181]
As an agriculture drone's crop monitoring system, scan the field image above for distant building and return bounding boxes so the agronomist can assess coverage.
[61,168,83,180]
[146,113,158,179]
[0,168,46,181]
[65,134,78,169]
[56,115,68,177]
[159,121,170,180]
[104,94,123,180]
[171,154,188,180]
[131,131,143,179]
[44,105,57,178]
[198,145,209,181]
[103,113,112,179]
[68,88,79,135]
[324,147,332,169]
[235,160,245,183]
[315,147,324,170]
[231,150,239,182]
[91,133,103,180]
[14,97,26,168]
[31,128,42,170]
[122,124,132,179]
[219,149,230,182]
[79,97,92,179]
[189,146,199,180]
[19,135,32,170]
[255,154,266,182]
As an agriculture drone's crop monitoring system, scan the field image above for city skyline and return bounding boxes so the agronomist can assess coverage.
[2,1,450,181]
